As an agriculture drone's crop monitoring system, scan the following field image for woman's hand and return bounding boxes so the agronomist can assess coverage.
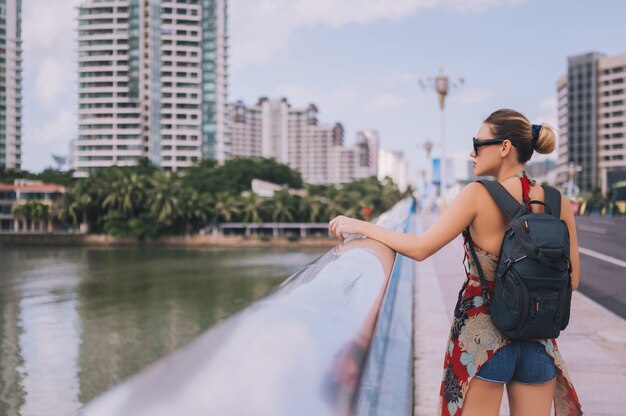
[329,215,366,241]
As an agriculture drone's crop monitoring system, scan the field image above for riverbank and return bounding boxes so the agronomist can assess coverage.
[0,233,338,248]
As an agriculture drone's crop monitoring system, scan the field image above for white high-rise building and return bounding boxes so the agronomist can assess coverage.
[228,98,376,184]
[0,0,22,170]
[73,0,228,176]
[378,149,409,191]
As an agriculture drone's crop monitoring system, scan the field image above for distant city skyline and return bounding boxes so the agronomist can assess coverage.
[228,97,378,185]
[18,0,626,185]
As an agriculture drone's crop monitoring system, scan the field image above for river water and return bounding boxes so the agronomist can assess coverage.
[0,246,326,416]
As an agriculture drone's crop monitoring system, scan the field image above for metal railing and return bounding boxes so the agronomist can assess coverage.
[80,198,415,416]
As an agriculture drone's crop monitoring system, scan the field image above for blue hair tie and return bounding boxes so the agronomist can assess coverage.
[531,124,541,148]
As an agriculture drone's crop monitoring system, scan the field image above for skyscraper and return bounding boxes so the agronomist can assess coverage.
[73,0,227,176]
[557,52,626,193]
[0,0,22,170]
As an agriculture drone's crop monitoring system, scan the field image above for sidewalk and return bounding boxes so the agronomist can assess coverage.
[413,214,626,416]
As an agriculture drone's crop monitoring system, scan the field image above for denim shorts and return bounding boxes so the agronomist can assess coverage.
[475,340,556,384]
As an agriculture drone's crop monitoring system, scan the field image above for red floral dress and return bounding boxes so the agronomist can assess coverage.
[437,178,583,415]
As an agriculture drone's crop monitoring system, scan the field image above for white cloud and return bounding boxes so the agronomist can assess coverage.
[363,93,409,112]
[378,69,418,87]
[24,109,76,146]
[230,0,528,68]
[444,0,526,13]
[34,58,75,110]
[23,0,79,53]
[449,87,494,105]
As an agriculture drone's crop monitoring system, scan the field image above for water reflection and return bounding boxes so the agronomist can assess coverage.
[0,246,324,415]
[0,265,25,416]
[80,237,396,416]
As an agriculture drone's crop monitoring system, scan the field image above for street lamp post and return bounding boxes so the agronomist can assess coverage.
[422,139,433,160]
[566,161,582,199]
[418,139,434,202]
[420,68,464,202]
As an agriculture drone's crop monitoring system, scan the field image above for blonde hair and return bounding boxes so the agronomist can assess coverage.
[534,122,556,155]
[484,109,556,163]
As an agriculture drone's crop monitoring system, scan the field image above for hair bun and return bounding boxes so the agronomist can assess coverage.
[534,123,556,154]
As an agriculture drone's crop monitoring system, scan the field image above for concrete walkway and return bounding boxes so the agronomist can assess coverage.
[413,213,626,416]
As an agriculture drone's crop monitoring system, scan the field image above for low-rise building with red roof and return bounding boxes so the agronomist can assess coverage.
[0,180,66,232]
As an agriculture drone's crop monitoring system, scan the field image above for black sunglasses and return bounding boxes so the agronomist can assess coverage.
[472,137,513,154]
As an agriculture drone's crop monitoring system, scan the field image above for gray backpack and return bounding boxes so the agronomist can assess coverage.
[464,180,572,340]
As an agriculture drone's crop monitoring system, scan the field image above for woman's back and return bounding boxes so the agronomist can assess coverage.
[469,177,547,256]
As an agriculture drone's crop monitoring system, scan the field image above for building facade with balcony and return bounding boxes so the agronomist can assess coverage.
[73,0,228,176]
[0,0,22,170]
[557,52,626,193]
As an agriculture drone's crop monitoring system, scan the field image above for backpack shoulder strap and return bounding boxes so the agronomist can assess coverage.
[542,185,562,219]
[476,180,524,220]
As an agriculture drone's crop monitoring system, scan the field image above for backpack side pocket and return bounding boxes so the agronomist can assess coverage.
[490,270,528,333]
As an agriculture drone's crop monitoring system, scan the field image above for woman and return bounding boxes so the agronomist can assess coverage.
[329,109,582,416]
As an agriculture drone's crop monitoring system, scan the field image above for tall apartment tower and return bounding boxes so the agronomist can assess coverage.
[74,0,228,176]
[0,0,22,170]
[557,52,626,193]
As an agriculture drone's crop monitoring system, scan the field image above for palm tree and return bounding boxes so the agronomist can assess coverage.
[12,204,24,232]
[147,172,181,224]
[21,202,34,232]
[240,192,264,224]
[77,193,93,232]
[55,191,77,230]
[319,196,342,222]
[102,171,145,217]
[179,189,210,234]
[270,190,295,223]
[214,192,239,223]
[31,202,47,232]
[299,194,326,223]
[43,204,54,232]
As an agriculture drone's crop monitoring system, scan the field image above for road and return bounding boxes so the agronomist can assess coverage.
[575,216,626,319]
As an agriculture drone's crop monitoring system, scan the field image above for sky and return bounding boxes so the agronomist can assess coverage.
[20,0,626,183]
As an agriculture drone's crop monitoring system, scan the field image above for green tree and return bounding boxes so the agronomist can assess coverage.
[179,189,212,234]
[240,192,264,224]
[214,192,239,223]
[299,194,326,223]
[147,172,181,224]
[181,157,303,196]
[269,190,295,223]
[101,171,145,216]
[12,203,25,232]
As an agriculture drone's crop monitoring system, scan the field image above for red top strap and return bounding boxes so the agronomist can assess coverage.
[520,175,532,212]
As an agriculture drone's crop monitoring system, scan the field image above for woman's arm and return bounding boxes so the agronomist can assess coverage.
[330,183,480,261]
[560,194,580,290]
